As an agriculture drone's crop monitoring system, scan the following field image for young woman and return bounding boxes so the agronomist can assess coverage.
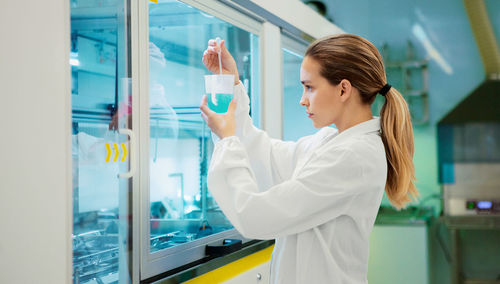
[200,34,418,284]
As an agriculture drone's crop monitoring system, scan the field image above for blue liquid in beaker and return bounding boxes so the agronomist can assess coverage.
[207,93,233,114]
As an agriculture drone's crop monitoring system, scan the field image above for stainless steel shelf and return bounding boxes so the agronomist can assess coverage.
[441,215,500,284]
[442,215,500,230]
[375,206,434,226]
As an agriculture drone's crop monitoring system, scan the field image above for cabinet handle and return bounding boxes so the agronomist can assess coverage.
[205,239,242,257]
[118,128,136,178]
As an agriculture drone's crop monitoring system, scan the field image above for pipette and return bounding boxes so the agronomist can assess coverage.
[211,37,222,106]
[216,37,222,75]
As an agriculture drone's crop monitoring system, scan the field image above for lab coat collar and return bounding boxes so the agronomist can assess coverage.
[328,117,381,144]
[293,117,381,178]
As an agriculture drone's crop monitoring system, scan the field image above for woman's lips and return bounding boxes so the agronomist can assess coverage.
[307,113,314,118]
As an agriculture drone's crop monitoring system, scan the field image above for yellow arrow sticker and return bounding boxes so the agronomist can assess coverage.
[149,0,158,3]
[105,143,112,163]
[113,143,119,162]
[105,142,128,163]
[121,143,127,162]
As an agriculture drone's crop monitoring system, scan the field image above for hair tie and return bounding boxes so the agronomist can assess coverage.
[378,84,391,96]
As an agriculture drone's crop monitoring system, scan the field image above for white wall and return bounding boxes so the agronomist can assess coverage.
[0,0,72,283]
[368,225,429,284]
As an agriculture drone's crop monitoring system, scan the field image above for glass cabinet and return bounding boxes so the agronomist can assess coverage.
[70,0,261,282]
[141,0,260,278]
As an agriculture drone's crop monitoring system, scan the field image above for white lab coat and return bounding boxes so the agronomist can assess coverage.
[207,82,388,284]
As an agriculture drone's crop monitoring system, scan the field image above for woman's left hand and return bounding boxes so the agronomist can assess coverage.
[200,95,237,139]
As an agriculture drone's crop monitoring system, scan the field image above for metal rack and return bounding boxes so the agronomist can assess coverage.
[381,41,429,125]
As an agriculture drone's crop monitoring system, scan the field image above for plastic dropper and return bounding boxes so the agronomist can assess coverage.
[211,37,223,106]
[216,37,222,75]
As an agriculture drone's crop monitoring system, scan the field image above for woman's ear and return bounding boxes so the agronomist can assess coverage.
[339,79,352,102]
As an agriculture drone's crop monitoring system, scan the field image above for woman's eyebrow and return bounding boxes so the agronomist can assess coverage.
[301,80,311,85]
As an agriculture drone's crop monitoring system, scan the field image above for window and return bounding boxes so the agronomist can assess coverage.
[282,37,315,141]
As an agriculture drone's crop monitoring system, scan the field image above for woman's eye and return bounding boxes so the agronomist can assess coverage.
[305,85,312,91]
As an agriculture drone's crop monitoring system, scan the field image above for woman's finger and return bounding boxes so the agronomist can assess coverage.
[200,95,215,117]
[200,111,209,124]
[200,94,207,109]
[207,46,218,54]
[202,56,218,73]
[204,48,217,57]
[203,54,215,67]
[204,53,217,65]
[227,99,237,115]
[208,54,218,65]
[220,40,227,54]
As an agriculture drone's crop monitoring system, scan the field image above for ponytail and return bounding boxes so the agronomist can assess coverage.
[306,33,419,210]
[380,88,418,210]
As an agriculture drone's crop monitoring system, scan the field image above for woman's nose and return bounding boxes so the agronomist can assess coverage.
[300,94,308,106]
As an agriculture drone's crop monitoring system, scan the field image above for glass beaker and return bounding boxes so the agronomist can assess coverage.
[204,74,235,114]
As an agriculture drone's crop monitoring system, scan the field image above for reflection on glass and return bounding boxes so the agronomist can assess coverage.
[148,0,259,253]
[283,49,316,141]
[71,0,132,283]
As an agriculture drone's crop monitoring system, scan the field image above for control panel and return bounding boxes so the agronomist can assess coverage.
[465,200,500,214]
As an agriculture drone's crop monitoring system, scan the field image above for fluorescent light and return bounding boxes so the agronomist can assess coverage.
[412,24,453,75]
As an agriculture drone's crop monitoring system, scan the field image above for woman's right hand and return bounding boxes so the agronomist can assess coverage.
[202,39,240,85]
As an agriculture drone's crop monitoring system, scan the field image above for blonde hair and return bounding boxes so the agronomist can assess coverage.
[305,34,418,210]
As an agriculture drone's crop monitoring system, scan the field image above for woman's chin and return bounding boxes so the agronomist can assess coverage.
[312,121,324,129]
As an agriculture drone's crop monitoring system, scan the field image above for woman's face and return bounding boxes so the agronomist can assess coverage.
[299,56,343,128]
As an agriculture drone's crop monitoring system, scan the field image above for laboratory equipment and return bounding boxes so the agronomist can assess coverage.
[438,72,500,284]
[441,162,500,216]
[439,122,500,216]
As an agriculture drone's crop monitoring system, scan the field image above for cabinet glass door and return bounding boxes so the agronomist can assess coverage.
[145,0,259,266]
[71,0,133,283]
[282,39,315,141]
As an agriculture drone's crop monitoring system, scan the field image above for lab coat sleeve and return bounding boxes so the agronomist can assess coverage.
[207,136,367,240]
[212,82,300,187]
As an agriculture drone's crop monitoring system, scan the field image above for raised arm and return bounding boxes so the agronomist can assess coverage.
[202,39,304,187]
